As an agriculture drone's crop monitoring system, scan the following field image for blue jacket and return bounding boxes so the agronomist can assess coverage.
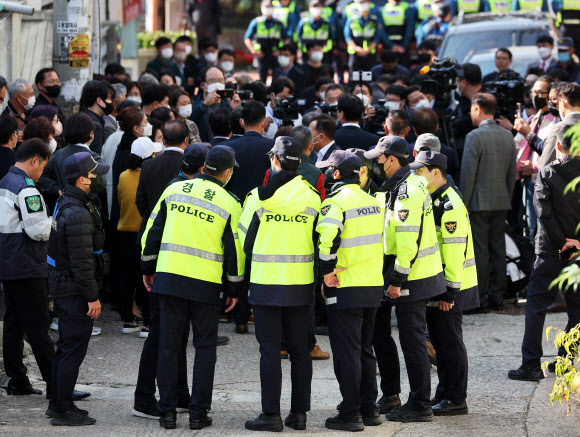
[191,94,231,143]
[0,167,52,280]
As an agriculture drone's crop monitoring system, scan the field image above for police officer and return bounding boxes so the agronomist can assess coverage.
[141,145,244,430]
[239,137,321,432]
[511,0,547,12]
[345,148,380,194]
[0,139,54,398]
[488,0,512,12]
[48,151,110,426]
[449,0,490,15]
[415,1,452,47]
[410,151,479,416]
[381,0,417,65]
[297,0,336,64]
[556,0,580,50]
[365,136,445,422]
[244,0,286,83]
[272,0,301,42]
[315,150,384,431]
[417,0,435,21]
[344,0,384,73]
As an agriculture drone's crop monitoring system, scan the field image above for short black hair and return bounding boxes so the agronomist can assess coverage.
[527,66,544,77]
[270,77,295,96]
[202,40,218,51]
[175,35,192,45]
[496,47,513,60]
[0,75,6,91]
[279,43,298,56]
[142,85,170,106]
[460,63,482,86]
[559,82,580,106]
[386,154,409,167]
[337,94,364,122]
[34,68,57,87]
[551,69,571,82]
[218,48,235,59]
[425,164,447,178]
[314,77,334,92]
[15,138,51,162]
[386,110,409,135]
[80,80,115,109]
[472,92,497,115]
[162,120,189,146]
[311,114,337,140]
[209,109,231,137]
[64,113,96,145]
[537,33,554,45]
[105,62,126,76]
[155,36,172,49]
[229,106,244,135]
[411,107,439,135]
[242,81,269,104]
[0,115,18,145]
[418,40,437,52]
[381,50,398,63]
[377,74,395,86]
[403,85,421,103]
[242,101,266,127]
[385,84,406,98]
[150,106,173,123]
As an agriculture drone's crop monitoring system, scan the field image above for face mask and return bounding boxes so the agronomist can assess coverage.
[538,47,551,59]
[161,47,173,59]
[358,3,370,12]
[558,52,571,63]
[310,50,324,63]
[100,100,114,115]
[559,108,565,120]
[153,141,164,153]
[357,93,370,108]
[312,133,322,146]
[318,91,326,101]
[373,160,387,179]
[178,104,193,118]
[225,169,233,185]
[85,175,105,194]
[221,61,234,72]
[263,6,274,16]
[48,138,57,153]
[429,99,435,109]
[323,168,336,190]
[205,52,218,64]
[206,82,225,94]
[532,94,547,111]
[278,55,291,68]
[44,84,61,98]
[53,120,63,137]
[310,7,322,18]
[184,45,193,55]
[412,99,430,111]
[140,123,153,137]
[21,95,35,110]
[174,52,186,62]
[547,101,559,116]
[384,101,400,112]
[127,96,142,105]
[423,170,436,186]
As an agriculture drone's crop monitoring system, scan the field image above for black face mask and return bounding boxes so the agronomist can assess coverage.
[323,169,336,190]
[86,175,105,194]
[532,95,547,111]
[373,161,387,179]
[100,100,114,115]
[44,85,61,98]
[547,101,559,116]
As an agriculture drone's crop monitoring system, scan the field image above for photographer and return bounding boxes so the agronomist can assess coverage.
[264,77,302,139]
[508,121,580,382]
[451,63,482,157]
[335,94,381,150]
[352,82,383,134]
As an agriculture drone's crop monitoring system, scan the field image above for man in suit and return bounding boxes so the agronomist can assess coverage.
[225,101,273,200]
[334,95,381,151]
[460,93,517,313]
[528,34,558,74]
[273,44,306,98]
[482,48,514,83]
[209,108,232,146]
[308,114,340,163]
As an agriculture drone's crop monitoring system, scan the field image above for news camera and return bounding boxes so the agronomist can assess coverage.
[483,70,525,120]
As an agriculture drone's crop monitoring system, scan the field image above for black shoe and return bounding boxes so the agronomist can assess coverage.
[489,302,505,311]
[361,409,382,426]
[217,335,229,346]
[432,399,468,416]
[159,411,177,429]
[245,413,283,432]
[7,381,42,396]
[385,404,434,423]
[72,390,91,401]
[50,409,96,426]
[325,414,364,432]
[376,394,401,414]
[46,402,88,418]
[190,413,213,430]
[464,306,490,315]
[508,366,544,381]
[548,361,556,373]
[132,403,161,419]
[284,411,306,430]
[430,397,442,407]
[235,324,248,334]
[314,326,329,336]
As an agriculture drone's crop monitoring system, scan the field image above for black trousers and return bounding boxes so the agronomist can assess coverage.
[257,54,279,83]
[426,308,468,404]
[348,53,378,79]
[134,292,190,409]
[2,278,54,394]
[372,300,401,397]
[328,307,378,420]
[52,295,93,412]
[117,231,149,324]
[232,287,251,326]
[253,305,312,414]
[281,303,316,352]
[470,210,507,307]
[157,294,219,419]
[522,255,580,368]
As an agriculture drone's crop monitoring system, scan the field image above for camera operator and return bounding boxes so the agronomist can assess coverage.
[370,50,410,81]
[508,121,580,382]
[415,1,452,50]
[451,63,482,157]
[335,94,381,150]
[264,77,302,139]
[482,48,515,83]
[353,82,383,134]
[312,83,344,119]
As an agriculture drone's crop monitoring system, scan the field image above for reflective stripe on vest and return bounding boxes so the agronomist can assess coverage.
[418,0,434,20]
[160,242,225,262]
[318,217,344,231]
[489,0,512,12]
[254,17,283,52]
[165,194,231,220]
[382,3,408,26]
[458,0,480,13]
[252,253,314,263]
[519,0,542,10]
[300,20,333,52]
[340,233,382,248]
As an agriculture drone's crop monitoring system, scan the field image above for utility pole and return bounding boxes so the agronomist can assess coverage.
[52,0,93,115]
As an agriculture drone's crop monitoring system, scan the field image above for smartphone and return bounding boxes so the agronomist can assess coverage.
[516,103,522,119]
[216,89,235,99]
[559,246,577,262]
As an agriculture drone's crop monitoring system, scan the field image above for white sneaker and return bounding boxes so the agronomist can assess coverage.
[139,327,149,338]
[50,318,59,331]
[122,322,140,334]
[91,326,102,336]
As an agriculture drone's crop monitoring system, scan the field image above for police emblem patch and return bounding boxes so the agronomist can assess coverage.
[398,209,409,222]
[25,195,42,213]
[445,221,457,234]
[321,205,331,216]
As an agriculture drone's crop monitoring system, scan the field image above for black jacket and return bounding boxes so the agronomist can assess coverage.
[47,185,104,302]
[225,131,273,201]
[0,146,16,180]
[451,93,478,152]
[334,125,380,151]
[83,109,105,156]
[534,156,580,257]
[273,65,307,97]
[35,93,66,124]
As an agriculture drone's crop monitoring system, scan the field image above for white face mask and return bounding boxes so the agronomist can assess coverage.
[263,6,274,16]
[358,2,370,12]
[206,82,225,94]
[53,120,63,137]
[278,55,291,68]
[357,93,370,108]
[310,50,324,63]
[178,104,193,118]
[205,52,218,64]
[538,46,551,60]
[318,91,326,101]
[310,7,322,18]
[48,138,57,153]
[184,45,193,55]
[221,61,234,72]
[161,47,173,59]
[384,101,401,112]
[225,169,233,185]
[22,95,35,111]
[140,123,153,137]
[174,52,186,62]
[153,142,164,153]
[127,96,142,105]
[412,99,430,111]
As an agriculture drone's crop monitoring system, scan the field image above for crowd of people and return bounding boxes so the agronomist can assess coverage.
[1,0,580,431]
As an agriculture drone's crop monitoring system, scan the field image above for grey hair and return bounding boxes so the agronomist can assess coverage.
[112,83,127,101]
[290,125,313,152]
[139,72,159,87]
[7,78,30,97]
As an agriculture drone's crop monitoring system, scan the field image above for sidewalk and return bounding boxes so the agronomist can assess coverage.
[0,307,578,436]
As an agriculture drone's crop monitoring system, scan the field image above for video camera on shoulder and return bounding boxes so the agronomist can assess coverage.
[420,57,460,110]
[273,95,304,126]
[216,82,238,99]
[482,70,525,120]
[315,101,338,117]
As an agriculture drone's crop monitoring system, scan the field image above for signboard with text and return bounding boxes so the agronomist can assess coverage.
[123,0,142,25]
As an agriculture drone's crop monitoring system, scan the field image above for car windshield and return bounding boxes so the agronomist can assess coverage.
[441,29,540,63]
